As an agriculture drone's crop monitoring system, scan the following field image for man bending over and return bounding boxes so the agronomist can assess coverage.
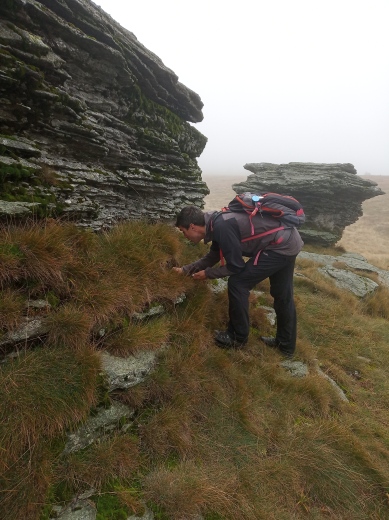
[173,205,303,357]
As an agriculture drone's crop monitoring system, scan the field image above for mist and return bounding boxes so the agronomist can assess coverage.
[96,0,389,176]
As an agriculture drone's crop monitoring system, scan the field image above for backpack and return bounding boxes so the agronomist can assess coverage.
[225,192,305,229]
[212,192,305,265]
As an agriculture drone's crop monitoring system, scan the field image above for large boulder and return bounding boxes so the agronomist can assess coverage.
[0,0,208,228]
[233,162,384,246]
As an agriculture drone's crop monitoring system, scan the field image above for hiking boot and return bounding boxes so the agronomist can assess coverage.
[260,336,294,358]
[260,336,278,348]
[214,330,246,349]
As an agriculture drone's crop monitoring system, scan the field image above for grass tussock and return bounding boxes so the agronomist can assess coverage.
[57,434,141,492]
[45,304,94,349]
[144,461,256,520]
[104,316,170,356]
[0,288,25,332]
[362,285,389,319]
[0,443,55,520]
[0,347,100,474]
[1,217,389,519]
[0,220,90,293]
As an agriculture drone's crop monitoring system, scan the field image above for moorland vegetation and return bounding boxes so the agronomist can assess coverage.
[0,215,389,520]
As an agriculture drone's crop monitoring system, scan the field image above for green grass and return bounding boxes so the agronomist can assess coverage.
[0,219,388,519]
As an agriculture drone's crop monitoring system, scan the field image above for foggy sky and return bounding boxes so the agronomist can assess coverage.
[96,0,389,176]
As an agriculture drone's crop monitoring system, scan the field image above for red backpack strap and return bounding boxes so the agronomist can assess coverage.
[219,248,225,266]
[241,226,285,243]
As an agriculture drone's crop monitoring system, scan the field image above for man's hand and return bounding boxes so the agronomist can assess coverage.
[192,270,206,281]
[172,267,184,275]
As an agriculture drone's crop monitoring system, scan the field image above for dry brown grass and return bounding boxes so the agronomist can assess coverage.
[45,304,94,349]
[57,434,141,491]
[0,220,87,293]
[361,285,389,320]
[1,214,389,519]
[0,443,55,520]
[0,348,100,475]
[0,288,25,332]
[0,347,101,520]
[104,316,170,356]
[144,461,256,520]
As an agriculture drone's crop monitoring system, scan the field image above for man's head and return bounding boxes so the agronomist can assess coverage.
[175,206,206,244]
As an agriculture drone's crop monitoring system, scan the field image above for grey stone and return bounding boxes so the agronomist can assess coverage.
[25,299,51,309]
[0,137,41,157]
[0,200,40,216]
[0,155,41,170]
[132,305,165,321]
[0,318,49,347]
[210,278,228,293]
[259,305,276,326]
[279,360,309,378]
[233,162,384,247]
[319,266,379,298]
[298,250,389,290]
[63,401,134,454]
[54,499,96,520]
[100,350,159,391]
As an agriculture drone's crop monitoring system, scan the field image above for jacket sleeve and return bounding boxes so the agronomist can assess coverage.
[204,216,246,279]
[181,247,221,275]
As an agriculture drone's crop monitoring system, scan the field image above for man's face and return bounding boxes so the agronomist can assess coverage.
[178,224,204,244]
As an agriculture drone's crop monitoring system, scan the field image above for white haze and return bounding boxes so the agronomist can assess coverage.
[95,0,389,176]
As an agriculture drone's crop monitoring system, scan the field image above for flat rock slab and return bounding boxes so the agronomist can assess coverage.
[100,350,159,391]
[0,200,40,216]
[0,318,48,347]
[319,265,378,297]
[279,360,309,378]
[63,401,134,454]
[53,499,96,520]
[299,250,388,292]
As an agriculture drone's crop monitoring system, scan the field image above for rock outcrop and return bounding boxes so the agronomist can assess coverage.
[233,163,384,246]
[0,0,208,228]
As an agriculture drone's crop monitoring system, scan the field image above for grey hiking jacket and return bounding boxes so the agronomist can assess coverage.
[182,210,304,279]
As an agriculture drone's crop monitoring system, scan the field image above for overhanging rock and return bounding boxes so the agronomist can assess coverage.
[0,0,209,228]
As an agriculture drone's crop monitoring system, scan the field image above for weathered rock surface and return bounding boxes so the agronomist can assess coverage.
[0,0,208,228]
[318,265,379,298]
[100,350,160,391]
[63,401,134,454]
[0,317,49,348]
[233,163,384,246]
[299,251,389,290]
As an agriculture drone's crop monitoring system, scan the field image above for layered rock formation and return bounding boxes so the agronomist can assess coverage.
[233,163,384,246]
[0,0,208,228]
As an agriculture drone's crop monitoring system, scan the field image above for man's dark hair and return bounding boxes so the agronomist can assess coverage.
[175,206,205,229]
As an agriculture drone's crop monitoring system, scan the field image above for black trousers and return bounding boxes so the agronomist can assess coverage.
[227,250,297,353]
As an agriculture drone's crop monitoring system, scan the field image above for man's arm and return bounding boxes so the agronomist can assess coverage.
[204,216,245,279]
[177,248,221,276]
